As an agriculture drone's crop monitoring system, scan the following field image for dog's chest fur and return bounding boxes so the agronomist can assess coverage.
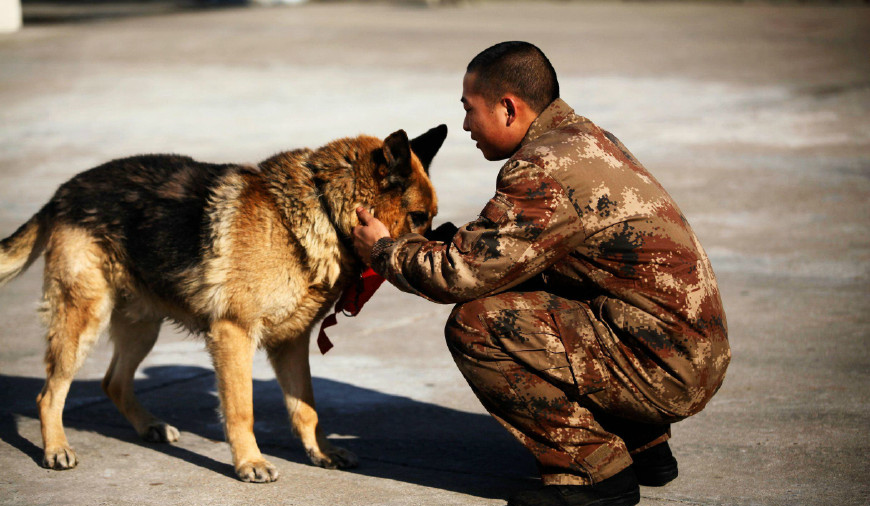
[185,149,358,344]
[196,149,356,343]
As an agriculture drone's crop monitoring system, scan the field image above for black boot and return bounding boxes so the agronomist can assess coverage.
[506,468,640,506]
[631,441,678,487]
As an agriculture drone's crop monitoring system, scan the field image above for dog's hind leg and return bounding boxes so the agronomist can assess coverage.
[102,313,179,443]
[208,319,278,483]
[267,336,359,470]
[36,227,113,470]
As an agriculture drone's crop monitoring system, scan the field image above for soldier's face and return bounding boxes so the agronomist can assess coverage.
[461,73,516,161]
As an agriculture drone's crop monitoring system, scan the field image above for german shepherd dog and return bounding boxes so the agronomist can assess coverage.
[0,125,446,482]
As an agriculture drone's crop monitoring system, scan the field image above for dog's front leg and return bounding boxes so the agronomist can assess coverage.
[208,319,278,483]
[267,336,358,469]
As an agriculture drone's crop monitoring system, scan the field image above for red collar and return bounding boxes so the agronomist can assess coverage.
[316,268,386,354]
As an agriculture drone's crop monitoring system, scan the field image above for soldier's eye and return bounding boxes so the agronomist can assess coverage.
[409,211,429,229]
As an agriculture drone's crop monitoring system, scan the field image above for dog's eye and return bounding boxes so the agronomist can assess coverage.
[408,211,429,229]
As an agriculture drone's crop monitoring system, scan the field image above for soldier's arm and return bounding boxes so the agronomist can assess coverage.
[371,160,587,304]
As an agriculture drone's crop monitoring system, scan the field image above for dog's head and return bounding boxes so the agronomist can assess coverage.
[366,124,446,237]
[309,125,446,246]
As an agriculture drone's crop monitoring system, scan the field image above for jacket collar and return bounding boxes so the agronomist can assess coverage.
[519,98,578,148]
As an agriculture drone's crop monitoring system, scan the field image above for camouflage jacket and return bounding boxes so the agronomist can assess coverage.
[372,99,729,412]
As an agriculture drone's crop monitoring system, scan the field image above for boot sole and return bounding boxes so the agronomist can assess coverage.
[582,489,641,506]
[507,487,640,506]
[634,462,678,487]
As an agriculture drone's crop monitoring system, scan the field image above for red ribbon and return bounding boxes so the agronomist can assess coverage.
[316,268,386,354]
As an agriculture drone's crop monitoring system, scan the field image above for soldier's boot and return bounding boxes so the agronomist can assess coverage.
[507,468,639,506]
[632,441,678,487]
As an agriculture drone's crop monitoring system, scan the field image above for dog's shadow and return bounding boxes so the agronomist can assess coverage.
[0,365,537,498]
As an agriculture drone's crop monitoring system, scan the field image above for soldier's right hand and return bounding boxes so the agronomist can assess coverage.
[425,222,459,242]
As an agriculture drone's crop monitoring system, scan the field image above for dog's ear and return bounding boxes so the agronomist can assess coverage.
[410,124,447,174]
[378,129,413,189]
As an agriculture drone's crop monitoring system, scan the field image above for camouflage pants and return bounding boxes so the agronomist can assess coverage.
[445,290,683,486]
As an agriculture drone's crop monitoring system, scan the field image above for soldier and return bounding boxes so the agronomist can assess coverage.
[353,41,730,506]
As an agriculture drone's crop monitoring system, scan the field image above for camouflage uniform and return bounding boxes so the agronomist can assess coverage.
[370,99,730,485]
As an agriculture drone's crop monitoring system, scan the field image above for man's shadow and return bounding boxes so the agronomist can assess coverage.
[0,365,537,498]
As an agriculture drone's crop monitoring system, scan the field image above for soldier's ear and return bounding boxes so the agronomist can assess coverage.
[377,129,412,189]
[410,124,447,174]
[502,98,517,126]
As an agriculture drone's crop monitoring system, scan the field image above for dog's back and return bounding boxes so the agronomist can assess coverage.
[49,155,250,304]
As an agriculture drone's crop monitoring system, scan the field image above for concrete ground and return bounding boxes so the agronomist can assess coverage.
[1,2,868,505]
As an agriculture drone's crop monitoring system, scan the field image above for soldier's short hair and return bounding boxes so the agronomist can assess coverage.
[466,41,559,114]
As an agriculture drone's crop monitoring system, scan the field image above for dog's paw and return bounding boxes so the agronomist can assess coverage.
[43,445,78,470]
[309,445,359,470]
[236,459,279,483]
[141,422,180,443]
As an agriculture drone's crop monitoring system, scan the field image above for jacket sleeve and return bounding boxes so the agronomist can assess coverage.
[370,159,588,304]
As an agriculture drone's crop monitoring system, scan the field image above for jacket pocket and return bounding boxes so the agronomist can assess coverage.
[455,195,514,255]
[480,195,512,224]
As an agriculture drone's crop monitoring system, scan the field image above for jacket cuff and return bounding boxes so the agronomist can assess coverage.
[370,237,395,271]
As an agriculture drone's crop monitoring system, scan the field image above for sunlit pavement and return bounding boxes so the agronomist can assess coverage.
[1,2,868,505]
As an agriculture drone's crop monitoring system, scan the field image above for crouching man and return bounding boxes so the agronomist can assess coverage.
[353,41,730,506]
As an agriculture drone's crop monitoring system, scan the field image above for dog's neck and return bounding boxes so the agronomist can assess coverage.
[258,149,359,268]
[309,167,357,257]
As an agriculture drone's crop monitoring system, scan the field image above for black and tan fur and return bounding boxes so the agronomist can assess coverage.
[0,125,447,482]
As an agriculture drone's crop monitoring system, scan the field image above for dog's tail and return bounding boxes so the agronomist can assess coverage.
[0,206,51,287]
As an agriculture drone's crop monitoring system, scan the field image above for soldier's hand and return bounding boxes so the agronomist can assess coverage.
[425,222,459,242]
[353,207,391,265]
